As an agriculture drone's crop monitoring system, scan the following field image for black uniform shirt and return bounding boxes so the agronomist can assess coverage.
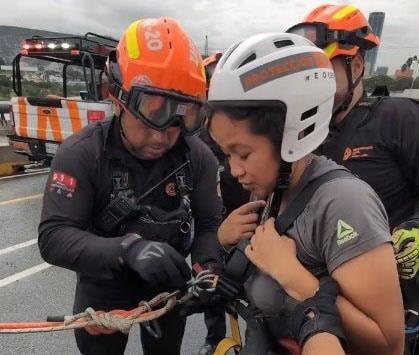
[322,97,419,230]
[38,117,223,279]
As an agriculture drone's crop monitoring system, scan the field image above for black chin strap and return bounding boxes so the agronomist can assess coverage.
[266,161,292,221]
[277,161,292,190]
[119,111,138,155]
[332,56,363,120]
[119,111,128,140]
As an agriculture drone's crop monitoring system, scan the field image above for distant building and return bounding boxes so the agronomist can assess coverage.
[395,68,413,79]
[364,12,385,76]
[375,66,388,76]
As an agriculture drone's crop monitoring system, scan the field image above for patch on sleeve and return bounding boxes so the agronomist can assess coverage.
[336,219,359,246]
[49,171,77,198]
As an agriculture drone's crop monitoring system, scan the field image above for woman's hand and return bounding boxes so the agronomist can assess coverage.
[244,217,299,283]
[245,217,319,301]
[217,200,265,247]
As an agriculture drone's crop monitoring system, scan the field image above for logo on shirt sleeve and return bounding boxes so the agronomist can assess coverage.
[49,171,77,198]
[337,219,359,245]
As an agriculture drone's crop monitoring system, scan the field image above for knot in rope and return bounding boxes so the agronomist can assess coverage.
[84,308,133,334]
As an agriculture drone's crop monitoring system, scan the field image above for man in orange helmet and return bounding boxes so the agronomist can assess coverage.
[288,4,419,354]
[203,52,222,82]
[38,18,223,355]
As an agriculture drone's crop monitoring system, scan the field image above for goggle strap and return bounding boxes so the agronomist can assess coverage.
[110,82,129,105]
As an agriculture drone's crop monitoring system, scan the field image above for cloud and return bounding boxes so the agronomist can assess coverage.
[2,0,418,73]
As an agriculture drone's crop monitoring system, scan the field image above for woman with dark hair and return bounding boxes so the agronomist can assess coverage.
[207,32,404,355]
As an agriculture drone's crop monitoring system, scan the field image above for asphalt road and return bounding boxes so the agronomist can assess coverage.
[0,173,234,355]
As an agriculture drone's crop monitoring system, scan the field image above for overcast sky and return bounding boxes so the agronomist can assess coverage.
[3,0,418,73]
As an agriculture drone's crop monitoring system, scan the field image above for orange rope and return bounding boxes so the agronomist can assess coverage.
[0,291,177,334]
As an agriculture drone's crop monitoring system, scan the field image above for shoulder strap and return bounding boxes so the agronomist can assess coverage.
[99,118,114,149]
[169,138,194,194]
[275,169,352,234]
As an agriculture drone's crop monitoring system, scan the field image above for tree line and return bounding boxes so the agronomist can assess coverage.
[0,76,85,100]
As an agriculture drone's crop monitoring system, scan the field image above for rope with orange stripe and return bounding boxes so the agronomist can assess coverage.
[0,269,217,334]
[0,290,178,334]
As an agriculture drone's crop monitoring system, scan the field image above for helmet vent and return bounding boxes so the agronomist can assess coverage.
[298,123,315,140]
[301,106,318,121]
[274,40,294,49]
[219,40,243,69]
[238,53,256,68]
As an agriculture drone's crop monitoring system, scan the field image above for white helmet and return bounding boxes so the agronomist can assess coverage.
[208,32,336,162]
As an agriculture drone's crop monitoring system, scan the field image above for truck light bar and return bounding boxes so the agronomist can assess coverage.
[21,40,77,52]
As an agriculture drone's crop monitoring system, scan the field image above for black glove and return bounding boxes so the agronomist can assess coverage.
[289,277,346,349]
[121,233,191,290]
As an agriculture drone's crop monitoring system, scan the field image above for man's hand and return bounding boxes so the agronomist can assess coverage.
[217,200,265,247]
[121,234,191,290]
[392,226,419,280]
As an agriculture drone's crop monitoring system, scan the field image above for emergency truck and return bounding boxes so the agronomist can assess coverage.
[7,32,117,163]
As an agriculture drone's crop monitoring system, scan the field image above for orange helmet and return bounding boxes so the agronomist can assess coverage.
[287,4,380,59]
[107,18,207,134]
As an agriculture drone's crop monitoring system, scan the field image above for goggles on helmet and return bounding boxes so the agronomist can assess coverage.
[113,84,205,134]
[287,22,376,51]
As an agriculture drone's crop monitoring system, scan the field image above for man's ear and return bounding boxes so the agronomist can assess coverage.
[352,52,365,82]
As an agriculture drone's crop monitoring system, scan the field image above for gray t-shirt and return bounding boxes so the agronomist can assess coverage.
[245,155,390,316]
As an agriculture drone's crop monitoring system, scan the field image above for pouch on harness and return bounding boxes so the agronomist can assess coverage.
[94,141,195,256]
